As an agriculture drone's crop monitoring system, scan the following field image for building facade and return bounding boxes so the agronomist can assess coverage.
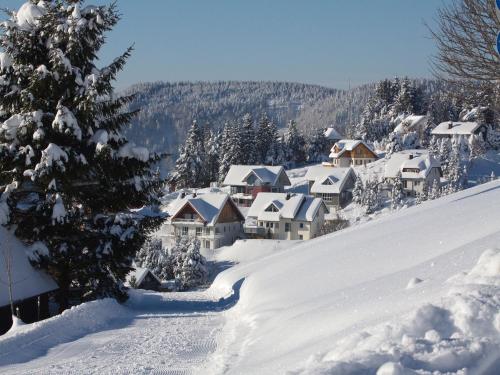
[161,192,245,250]
[326,140,378,167]
[305,166,356,211]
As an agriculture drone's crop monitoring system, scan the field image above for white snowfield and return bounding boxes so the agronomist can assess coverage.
[0,181,499,374]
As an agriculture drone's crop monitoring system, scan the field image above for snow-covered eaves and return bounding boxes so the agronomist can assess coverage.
[393,115,428,134]
[384,150,441,179]
[222,165,290,187]
[324,127,342,141]
[167,192,243,225]
[431,121,481,136]
[305,166,354,194]
[247,193,323,222]
[0,228,58,308]
[329,139,376,159]
[127,267,161,286]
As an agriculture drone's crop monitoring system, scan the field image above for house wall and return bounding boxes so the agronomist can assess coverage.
[0,293,51,336]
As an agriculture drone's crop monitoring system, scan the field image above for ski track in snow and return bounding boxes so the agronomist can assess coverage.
[0,284,244,375]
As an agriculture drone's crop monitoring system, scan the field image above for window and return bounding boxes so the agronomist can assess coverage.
[204,228,211,235]
[196,227,202,236]
[299,223,304,229]
[322,193,334,202]
[204,240,210,249]
[215,227,220,234]
[259,221,264,227]
[275,223,279,230]
[266,222,270,228]
[265,204,279,212]
[285,223,290,232]
[224,226,226,232]
[403,181,408,189]
[271,187,279,192]
[414,180,420,186]
[182,227,188,236]
[299,235,303,240]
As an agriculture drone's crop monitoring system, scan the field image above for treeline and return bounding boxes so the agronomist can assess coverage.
[169,114,329,189]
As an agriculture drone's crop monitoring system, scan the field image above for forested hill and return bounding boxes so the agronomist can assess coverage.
[122,81,343,158]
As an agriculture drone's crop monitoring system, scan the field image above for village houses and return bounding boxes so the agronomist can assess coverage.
[160,192,245,250]
[325,139,378,167]
[222,165,291,207]
[304,166,356,211]
[245,193,327,241]
[431,121,487,141]
[383,150,442,196]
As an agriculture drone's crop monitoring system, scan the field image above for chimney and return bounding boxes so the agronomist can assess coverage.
[192,191,197,198]
[180,192,186,199]
[448,121,453,129]
[286,193,291,200]
[408,154,414,160]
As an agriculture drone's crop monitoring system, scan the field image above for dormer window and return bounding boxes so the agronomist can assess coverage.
[322,178,333,185]
[265,204,279,212]
[245,173,258,186]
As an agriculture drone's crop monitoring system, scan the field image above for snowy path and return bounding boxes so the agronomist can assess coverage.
[0,280,243,375]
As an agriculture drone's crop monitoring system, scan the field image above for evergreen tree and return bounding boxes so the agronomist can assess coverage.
[218,121,245,180]
[352,174,364,205]
[204,129,221,185]
[170,120,206,189]
[306,128,328,163]
[218,122,233,181]
[0,1,163,308]
[390,172,405,210]
[284,120,306,166]
[135,238,173,280]
[240,113,257,164]
[363,179,380,214]
[255,114,273,164]
[172,237,209,290]
[429,179,441,200]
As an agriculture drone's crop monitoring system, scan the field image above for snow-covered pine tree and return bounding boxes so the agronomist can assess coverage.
[363,179,380,214]
[306,128,328,163]
[284,120,306,166]
[0,1,163,308]
[240,113,257,164]
[255,114,273,164]
[218,122,233,182]
[204,129,221,185]
[135,238,173,280]
[172,237,208,290]
[170,120,206,189]
[429,179,441,200]
[352,174,364,205]
[390,171,405,210]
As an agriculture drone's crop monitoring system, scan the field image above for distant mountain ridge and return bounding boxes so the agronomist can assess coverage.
[122,81,359,160]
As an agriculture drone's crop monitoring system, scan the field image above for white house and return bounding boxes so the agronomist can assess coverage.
[325,139,378,167]
[245,193,326,241]
[431,121,487,140]
[222,165,291,207]
[304,166,356,210]
[324,127,342,143]
[160,192,245,250]
[383,150,442,196]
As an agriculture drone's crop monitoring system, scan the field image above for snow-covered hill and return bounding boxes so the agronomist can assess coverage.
[1,181,499,374]
[208,180,500,374]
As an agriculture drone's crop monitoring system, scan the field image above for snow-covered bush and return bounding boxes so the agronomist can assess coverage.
[172,237,209,290]
[135,238,174,280]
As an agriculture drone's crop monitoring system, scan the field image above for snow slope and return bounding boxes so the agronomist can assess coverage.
[208,180,500,374]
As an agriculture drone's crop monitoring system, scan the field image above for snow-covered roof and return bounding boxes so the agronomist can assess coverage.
[247,193,324,222]
[0,228,58,307]
[329,139,376,159]
[394,115,428,134]
[384,150,441,180]
[324,127,342,141]
[305,166,354,194]
[168,192,243,225]
[222,165,290,187]
[431,121,481,136]
[127,267,161,286]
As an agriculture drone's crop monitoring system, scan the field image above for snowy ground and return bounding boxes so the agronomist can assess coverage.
[1,182,499,374]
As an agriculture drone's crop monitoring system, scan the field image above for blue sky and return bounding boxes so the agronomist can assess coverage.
[3,1,447,89]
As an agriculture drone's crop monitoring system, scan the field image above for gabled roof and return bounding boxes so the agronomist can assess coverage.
[0,228,58,308]
[128,267,161,286]
[329,139,377,159]
[324,127,343,140]
[384,150,441,180]
[247,193,324,222]
[394,115,429,134]
[222,165,291,187]
[305,166,355,194]
[431,121,481,136]
[168,192,244,225]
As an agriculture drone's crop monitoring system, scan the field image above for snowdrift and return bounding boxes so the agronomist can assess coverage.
[210,181,500,374]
